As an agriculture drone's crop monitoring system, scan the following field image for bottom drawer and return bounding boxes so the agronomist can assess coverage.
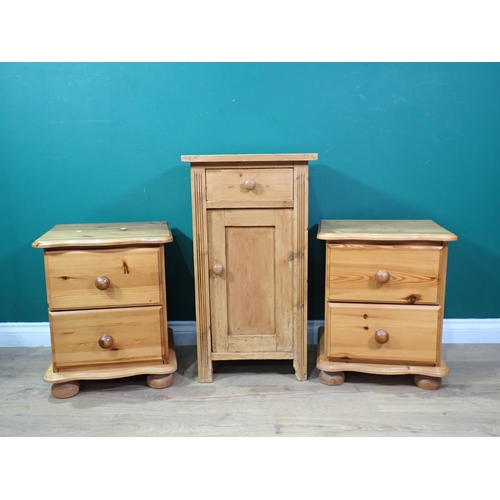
[50,306,166,369]
[326,302,441,365]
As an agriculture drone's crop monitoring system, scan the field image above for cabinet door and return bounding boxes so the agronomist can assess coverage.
[208,209,293,353]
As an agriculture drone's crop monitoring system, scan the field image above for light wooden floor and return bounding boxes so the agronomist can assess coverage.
[1,344,499,437]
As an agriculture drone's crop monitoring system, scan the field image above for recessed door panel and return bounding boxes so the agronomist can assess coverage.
[208,209,293,353]
[226,226,275,336]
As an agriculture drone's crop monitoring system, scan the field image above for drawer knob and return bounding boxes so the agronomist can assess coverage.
[375,270,390,283]
[98,334,113,349]
[95,276,110,290]
[375,329,390,344]
[212,263,224,275]
[243,179,256,190]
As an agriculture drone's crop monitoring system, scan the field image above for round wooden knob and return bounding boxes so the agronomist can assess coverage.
[375,329,389,344]
[243,179,256,190]
[212,263,223,275]
[375,270,390,284]
[95,276,110,290]
[98,334,113,349]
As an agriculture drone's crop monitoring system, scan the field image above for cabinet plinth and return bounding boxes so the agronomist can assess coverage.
[184,153,317,382]
[32,221,177,398]
[316,220,457,390]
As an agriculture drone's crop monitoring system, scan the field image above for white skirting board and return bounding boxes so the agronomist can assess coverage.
[0,319,499,347]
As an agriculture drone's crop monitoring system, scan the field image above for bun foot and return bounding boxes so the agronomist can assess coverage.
[319,370,345,386]
[51,381,80,399]
[147,373,174,389]
[414,375,442,390]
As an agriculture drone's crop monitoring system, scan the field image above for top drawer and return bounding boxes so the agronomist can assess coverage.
[326,243,443,304]
[206,168,294,205]
[45,247,162,310]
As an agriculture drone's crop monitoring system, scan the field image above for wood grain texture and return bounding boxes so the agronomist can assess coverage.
[188,155,314,382]
[32,221,173,248]
[206,200,294,209]
[226,225,276,337]
[326,243,442,304]
[318,219,455,387]
[191,167,212,382]
[293,165,308,380]
[1,344,499,436]
[44,345,178,383]
[317,327,448,376]
[325,305,441,365]
[206,168,293,203]
[45,247,162,310]
[49,306,165,368]
[33,222,175,395]
[209,209,293,355]
[181,153,318,163]
[317,220,458,241]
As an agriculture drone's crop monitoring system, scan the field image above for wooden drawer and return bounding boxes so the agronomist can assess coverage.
[326,243,443,304]
[49,306,165,369]
[325,303,440,365]
[206,168,294,204]
[45,247,162,310]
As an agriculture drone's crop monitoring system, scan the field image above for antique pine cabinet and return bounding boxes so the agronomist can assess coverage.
[183,154,317,382]
[32,222,177,398]
[316,220,457,390]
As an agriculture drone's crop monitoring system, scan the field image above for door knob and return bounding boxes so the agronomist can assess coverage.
[212,263,223,275]
[243,179,256,190]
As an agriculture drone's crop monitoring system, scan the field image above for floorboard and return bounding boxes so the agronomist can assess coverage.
[1,344,500,437]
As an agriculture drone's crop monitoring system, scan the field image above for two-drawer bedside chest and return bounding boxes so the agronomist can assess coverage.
[32,221,177,398]
[316,220,457,390]
[183,153,317,382]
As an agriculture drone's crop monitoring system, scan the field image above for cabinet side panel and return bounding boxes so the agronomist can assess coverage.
[159,244,169,362]
[293,164,308,380]
[191,167,212,381]
[436,242,449,363]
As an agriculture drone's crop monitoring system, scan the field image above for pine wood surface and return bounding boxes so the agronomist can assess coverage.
[44,346,178,383]
[49,306,165,368]
[45,247,163,310]
[32,221,173,248]
[181,153,318,163]
[188,155,313,382]
[208,209,293,355]
[325,303,441,364]
[1,344,499,437]
[317,220,458,241]
[206,168,294,203]
[326,243,442,304]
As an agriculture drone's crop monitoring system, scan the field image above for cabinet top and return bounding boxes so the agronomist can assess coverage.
[181,153,318,163]
[317,220,458,241]
[32,221,173,249]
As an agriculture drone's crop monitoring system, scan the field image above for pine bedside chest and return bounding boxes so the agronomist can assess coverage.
[316,220,457,390]
[32,221,177,398]
[183,153,317,382]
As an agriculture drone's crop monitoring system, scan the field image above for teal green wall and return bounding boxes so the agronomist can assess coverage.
[1,62,499,322]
